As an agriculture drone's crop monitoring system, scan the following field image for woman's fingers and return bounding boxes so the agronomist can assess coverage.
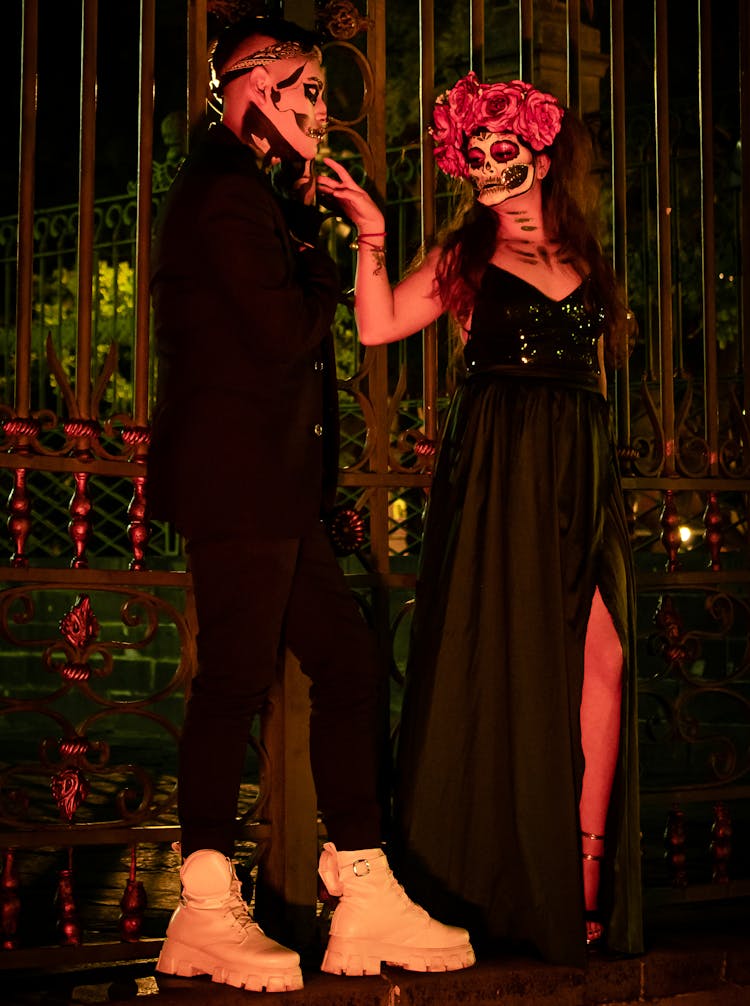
[316,158,385,230]
[320,157,357,184]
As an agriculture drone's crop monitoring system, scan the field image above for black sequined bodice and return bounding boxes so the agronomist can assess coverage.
[464,265,604,378]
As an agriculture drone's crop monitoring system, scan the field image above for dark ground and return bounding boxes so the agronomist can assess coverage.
[1,895,749,1005]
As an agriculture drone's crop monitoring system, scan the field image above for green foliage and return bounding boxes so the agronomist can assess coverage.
[332,302,358,380]
[0,259,137,415]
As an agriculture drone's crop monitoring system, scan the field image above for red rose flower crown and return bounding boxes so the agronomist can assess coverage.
[430,73,564,179]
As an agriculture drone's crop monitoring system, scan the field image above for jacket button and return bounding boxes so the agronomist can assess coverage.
[313,423,323,436]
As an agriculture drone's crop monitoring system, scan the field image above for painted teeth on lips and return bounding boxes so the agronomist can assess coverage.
[307,127,327,139]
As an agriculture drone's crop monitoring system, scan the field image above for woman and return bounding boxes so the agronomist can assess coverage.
[318,74,643,967]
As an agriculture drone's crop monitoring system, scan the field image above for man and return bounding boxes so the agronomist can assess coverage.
[149,15,474,994]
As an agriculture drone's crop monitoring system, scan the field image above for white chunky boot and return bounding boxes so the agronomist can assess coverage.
[318,842,475,975]
[157,848,303,992]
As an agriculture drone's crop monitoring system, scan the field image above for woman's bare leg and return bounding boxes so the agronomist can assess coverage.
[579,587,623,942]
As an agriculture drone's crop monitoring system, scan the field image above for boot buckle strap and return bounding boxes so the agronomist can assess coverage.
[351,857,371,877]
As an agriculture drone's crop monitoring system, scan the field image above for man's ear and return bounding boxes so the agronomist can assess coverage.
[535,152,551,179]
[246,66,271,103]
[222,65,270,119]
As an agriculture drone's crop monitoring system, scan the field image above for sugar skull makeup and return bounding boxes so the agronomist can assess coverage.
[466,131,538,206]
[430,74,563,181]
[219,42,328,162]
[258,55,327,161]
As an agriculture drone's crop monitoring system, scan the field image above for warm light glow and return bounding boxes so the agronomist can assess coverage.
[679,525,692,543]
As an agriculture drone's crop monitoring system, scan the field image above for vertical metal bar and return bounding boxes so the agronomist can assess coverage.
[673,156,685,378]
[567,0,582,115]
[75,0,98,420]
[740,0,750,410]
[610,0,630,448]
[641,160,656,381]
[368,0,387,211]
[699,0,718,475]
[187,0,208,142]
[133,0,155,434]
[15,0,38,420]
[366,0,392,574]
[520,0,534,83]
[654,0,675,475]
[366,5,388,479]
[470,0,484,79]
[420,0,437,443]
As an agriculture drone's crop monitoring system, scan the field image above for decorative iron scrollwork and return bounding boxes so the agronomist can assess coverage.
[51,768,91,823]
[316,0,373,40]
[59,594,100,650]
[326,506,366,556]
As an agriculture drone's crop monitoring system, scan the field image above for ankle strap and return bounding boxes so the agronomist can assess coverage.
[581,830,605,862]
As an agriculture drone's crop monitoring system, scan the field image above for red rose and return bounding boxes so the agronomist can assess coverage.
[431,101,462,150]
[446,71,481,132]
[515,88,564,150]
[475,82,525,134]
[432,78,479,177]
[434,141,469,178]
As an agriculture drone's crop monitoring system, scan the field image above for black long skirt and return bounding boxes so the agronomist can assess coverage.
[393,372,643,967]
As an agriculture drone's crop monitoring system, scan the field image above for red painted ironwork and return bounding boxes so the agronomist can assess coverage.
[59,594,100,650]
[7,469,31,570]
[664,806,688,887]
[0,851,20,950]
[652,594,695,670]
[127,475,150,572]
[56,863,81,946]
[58,737,91,760]
[2,417,41,442]
[59,662,91,683]
[62,419,101,442]
[68,473,93,570]
[327,507,366,555]
[119,847,147,942]
[659,489,682,572]
[414,437,437,458]
[51,768,91,823]
[710,802,732,884]
[121,425,151,449]
[703,491,723,572]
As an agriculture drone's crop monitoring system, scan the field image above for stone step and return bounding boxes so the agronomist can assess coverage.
[2,902,749,1006]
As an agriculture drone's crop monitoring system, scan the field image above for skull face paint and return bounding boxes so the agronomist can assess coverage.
[466,131,537,207]
[254,55,327,162]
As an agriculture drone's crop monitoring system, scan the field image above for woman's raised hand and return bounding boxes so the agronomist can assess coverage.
[316,158,385,234]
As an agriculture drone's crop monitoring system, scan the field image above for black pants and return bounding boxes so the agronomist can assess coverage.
[178,520,384,858]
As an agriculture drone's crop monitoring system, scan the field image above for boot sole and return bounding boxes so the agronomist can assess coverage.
[157,938,304,992]
[321,935,476,975]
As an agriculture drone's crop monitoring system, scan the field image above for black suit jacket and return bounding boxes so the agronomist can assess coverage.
[149,122,341,541]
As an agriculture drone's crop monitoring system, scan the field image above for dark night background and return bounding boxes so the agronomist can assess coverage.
[3,2,188,215]
[1,3,742,218]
